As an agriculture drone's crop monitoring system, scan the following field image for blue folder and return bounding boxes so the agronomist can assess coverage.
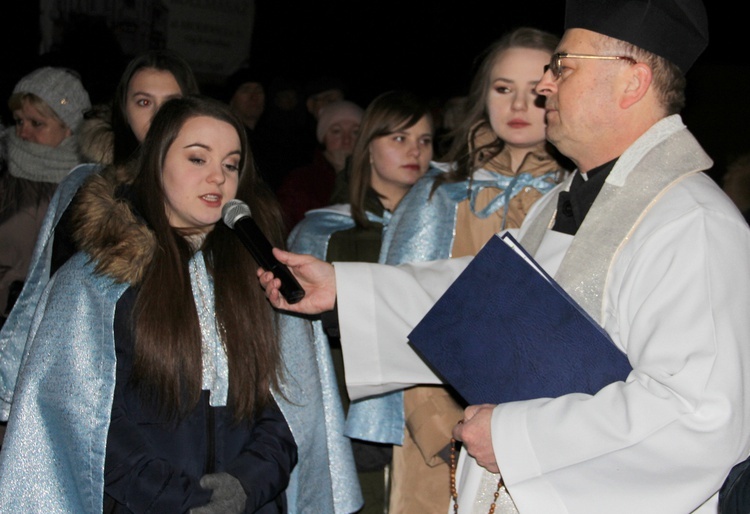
[407,233,632,405]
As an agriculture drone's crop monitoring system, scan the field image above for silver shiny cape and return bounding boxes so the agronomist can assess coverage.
[0,164,362,513]
[288,202,406,445]
[0,163,99,418]
[287,165,541,445]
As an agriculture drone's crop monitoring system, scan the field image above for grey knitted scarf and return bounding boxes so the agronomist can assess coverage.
[6,129,80,184]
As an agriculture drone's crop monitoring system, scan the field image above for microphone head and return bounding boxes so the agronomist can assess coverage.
[222,199,251,229]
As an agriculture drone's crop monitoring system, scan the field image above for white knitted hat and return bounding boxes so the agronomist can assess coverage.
[12,67,91,132]
[316,100,364,143]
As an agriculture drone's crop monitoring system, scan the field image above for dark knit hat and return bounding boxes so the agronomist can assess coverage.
[564,0,709,72]
[224,66,266,103]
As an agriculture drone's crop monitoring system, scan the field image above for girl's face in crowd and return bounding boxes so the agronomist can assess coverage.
[485,47,550,151]
[369,115,433,194]
[13,100,71,147]
[162,115,241,233]
[126,68,183,142]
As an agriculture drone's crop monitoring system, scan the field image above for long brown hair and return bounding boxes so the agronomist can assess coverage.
[437,27,560,188]
[348,90,433,227]
[130,95,285,421]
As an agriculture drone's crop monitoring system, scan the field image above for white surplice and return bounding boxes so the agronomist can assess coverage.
[333,117,750,513]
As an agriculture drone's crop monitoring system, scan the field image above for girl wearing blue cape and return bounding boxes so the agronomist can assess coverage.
[379,27,568,513]
[291,28,569,514]
[287,90,434,512]
[0,96,360,513]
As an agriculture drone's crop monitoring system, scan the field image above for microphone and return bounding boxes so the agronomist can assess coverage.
[222,199,306,304]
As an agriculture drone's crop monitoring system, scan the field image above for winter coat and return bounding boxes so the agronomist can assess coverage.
[0,169,362,513]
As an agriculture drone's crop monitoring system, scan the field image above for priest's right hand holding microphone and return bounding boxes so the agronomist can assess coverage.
[222,198,335,315]
[256,248,337,315]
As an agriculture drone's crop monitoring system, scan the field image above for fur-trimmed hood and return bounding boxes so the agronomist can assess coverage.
[72,165,156,285]
[78,103,114,166]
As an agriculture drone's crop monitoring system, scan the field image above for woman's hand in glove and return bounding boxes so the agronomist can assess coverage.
[189,472,247,514]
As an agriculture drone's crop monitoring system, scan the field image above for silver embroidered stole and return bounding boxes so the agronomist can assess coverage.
[470,117,712,513]
[520,116,713,322]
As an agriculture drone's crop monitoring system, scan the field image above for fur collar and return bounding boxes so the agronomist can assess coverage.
[72,165,156,285]
[78,104,114,166]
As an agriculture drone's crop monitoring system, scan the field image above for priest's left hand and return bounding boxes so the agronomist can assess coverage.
[452,404,500,473]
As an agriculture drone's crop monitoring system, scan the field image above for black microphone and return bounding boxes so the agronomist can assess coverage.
[222,199,306,304]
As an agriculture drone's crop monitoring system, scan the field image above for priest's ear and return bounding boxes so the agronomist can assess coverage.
[620,63,653,110]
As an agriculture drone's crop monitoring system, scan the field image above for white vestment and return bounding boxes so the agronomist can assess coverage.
[334,117,750,513]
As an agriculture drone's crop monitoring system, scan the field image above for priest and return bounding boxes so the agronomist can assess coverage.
[259,0,750,512]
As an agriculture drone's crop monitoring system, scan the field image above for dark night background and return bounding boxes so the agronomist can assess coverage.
[0,1,746,178]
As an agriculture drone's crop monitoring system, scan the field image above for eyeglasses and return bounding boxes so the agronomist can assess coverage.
[544,52,637,79]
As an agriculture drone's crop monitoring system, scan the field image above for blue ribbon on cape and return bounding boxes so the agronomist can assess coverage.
[450,171,559,228]
[290,165,559,446]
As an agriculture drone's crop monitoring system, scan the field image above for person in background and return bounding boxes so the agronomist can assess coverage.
[259,0,750,512]
[276,100,363,232]
[295,76,348,175]
[0,66,91,325]
[305,78,345,119]
[0,128,11,327]
[287,89,433,514]
[0,127,9,447]
[433,96,467,160]
[50,48,202,262]
[0,49,199,362]
[111,49,200,167]
[226,67,266,134]
[0,49,197,447]
[223,66,273,187]
[350,26,566,513]
[254,76,310,192]
[303,76,347,122]
[0,53,191,450]
[77,49,199,169]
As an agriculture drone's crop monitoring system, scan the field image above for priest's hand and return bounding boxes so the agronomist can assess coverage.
[257,248,336,314]
[453,404,499,473]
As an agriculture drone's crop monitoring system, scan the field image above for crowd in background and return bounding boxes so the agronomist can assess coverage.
[1,4,750,511]
[0,39,500,514]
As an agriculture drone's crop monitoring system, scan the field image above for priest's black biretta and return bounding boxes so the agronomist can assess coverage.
[564,0,709,73]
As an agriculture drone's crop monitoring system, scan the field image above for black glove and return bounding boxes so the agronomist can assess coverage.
[189,472,247,514]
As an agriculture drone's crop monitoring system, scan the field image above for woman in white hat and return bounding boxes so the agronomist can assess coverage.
[276,99,364,232]
[0,66,91,324]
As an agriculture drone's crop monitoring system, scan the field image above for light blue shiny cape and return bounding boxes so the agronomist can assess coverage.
[288,203,406,445]
[290,164,560,445]
[288,166,467,445]
[0,163,99,417]
[0,164,361,513]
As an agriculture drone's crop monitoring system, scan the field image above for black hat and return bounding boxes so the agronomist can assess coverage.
[223,66,265,103]
[564,0,709,73]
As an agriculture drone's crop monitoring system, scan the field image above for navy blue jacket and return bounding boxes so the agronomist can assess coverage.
[104,288,297,513]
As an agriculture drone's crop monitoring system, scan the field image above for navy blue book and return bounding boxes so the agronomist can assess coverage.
[407,232,632,406]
